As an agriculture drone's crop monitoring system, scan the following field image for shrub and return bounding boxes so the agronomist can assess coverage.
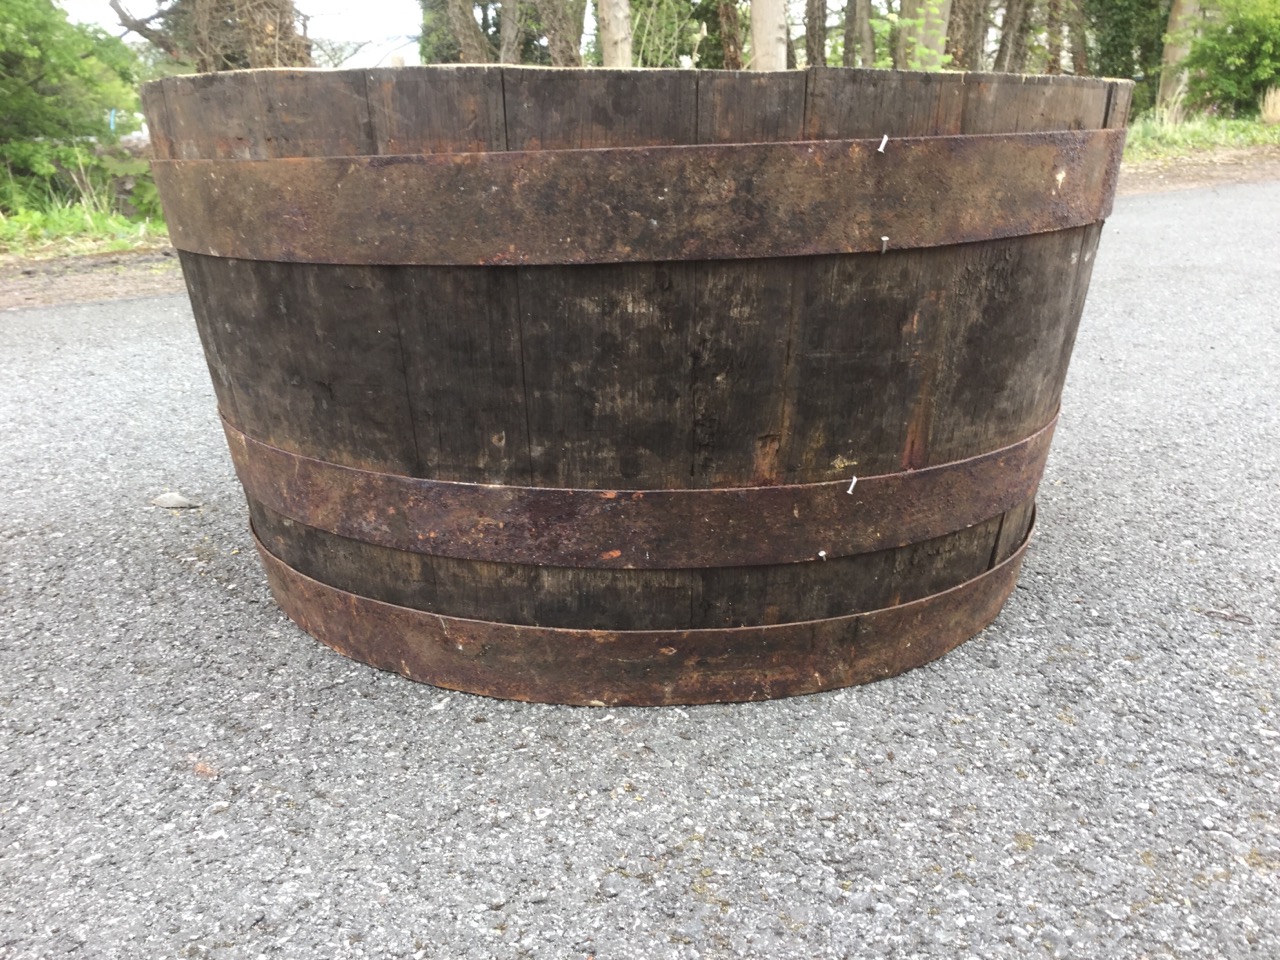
[0,0,140,212]
[1183,0,1280,116]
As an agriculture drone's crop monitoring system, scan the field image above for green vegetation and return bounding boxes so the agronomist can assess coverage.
[5,0,1280,257]
[1184,0,1280,116]
[1123,113,1280,161]
[1,0,163,256]
[0,190,169,257]
[1082,0,1170,115]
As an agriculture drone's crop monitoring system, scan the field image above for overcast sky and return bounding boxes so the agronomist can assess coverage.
[57,0,425,67]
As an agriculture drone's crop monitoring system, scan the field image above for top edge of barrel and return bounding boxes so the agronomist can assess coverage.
[142,66,1130,94]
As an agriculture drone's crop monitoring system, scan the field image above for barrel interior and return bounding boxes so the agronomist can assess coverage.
[143,67,1131,705]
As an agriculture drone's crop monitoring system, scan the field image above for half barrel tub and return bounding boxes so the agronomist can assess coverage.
[142,66,1131,706]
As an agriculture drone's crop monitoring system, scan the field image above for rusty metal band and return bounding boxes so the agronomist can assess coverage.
[252,516,1033,706]
[153,129,1124,266]
[223,414,1055,569]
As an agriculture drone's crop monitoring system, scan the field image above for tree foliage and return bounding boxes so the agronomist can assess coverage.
[1,0,140,210]
[1183,0,1280,114]
[1082,0,1171,110]
[111,0,313,72]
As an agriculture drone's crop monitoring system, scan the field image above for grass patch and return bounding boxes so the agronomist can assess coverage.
[0,199,167,258]
[1124,114,1280,163]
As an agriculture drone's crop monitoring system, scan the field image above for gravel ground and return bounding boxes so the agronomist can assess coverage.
[1,183,1277,960]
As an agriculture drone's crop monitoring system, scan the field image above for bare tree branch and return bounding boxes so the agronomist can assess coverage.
[110,0,180,58]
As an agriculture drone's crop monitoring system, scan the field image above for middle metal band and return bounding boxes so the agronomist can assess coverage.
[223,414,1055,569]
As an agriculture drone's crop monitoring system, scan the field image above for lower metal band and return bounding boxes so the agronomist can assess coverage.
[253,516,1031,706]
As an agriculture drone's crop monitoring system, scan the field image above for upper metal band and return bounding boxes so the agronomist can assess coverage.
[223,414,1055,569]
[153,129,1124,266]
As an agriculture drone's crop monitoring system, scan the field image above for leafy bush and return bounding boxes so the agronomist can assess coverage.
[0,0,140,211]
[1184,0,1280,116]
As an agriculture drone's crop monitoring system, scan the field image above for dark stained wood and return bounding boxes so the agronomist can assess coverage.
[1104,80,1135,129]
[176,251,242,425]
[180,255,419,474]
[253,70,377,158]
[250,500,700,630]
[697,70,807,143]
[248,500,1017,630]
[779,249,958,480]
[502,69,701,489]
[502,67,699,149]
[146,69,1125,688]
[775,226,1098,483]
[804,68,966,139]
[689,259,795,487]
[138,81,174,160]
[392,267,528,483]
[151,71,269,159]
[804,69,1121,139]
[365,65,506,154]
[959,72,1110,134]
[515,260,697,488]
[992,494,1037,567]
[155,70,377,160]
[684,74,806,489]
[887,224,1102,473]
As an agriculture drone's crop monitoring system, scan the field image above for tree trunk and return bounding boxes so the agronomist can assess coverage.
[806,0,826,66]
[751,0,787,70]
[993,0,1028,72]
[856,0,875,66]
[1045,0,1062,73]
[499,0,522,62]
[447,0,494,61]
[1157,0,1200,110]
[598,0,633,66]
[841,0,856,65]
[844,0,875,66]
[534,0,585,65]
[1009,0,1034,72]
[719,0,744,69]
[945,0,988,70]
[1067,0,1088,74]
[895,0,953,70]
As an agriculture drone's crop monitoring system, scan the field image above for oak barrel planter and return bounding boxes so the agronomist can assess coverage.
[143,66,1130,706]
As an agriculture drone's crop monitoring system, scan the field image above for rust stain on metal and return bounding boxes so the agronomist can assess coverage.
[152,130,1125,266]
[252,517,1034,706]
[222,413,1057,569]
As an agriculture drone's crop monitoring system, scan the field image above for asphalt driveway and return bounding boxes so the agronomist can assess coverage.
[1,182,1277,959]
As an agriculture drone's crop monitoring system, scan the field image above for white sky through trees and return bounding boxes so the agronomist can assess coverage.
[56,0,426,66]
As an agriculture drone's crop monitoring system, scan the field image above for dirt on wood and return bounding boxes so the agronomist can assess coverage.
[2,145,1277,313]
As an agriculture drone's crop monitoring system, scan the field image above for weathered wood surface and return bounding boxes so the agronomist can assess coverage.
[147,68,1128,695]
